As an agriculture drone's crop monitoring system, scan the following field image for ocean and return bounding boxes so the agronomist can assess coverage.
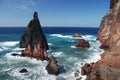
[0,27,104,80]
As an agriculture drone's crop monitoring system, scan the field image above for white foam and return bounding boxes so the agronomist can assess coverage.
[1,41,19,47]
[5,53,56,80]
[50,34,72,38]
[1,34,104,80]
[51,52,64,57]
[70,45,76,48]
[68,39,75,42]
[82,35,96,41]
[13,47,25,51]
[0,48,3,51]
[48,43,53,46]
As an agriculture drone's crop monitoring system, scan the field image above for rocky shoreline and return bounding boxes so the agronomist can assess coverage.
[81,0,120,80]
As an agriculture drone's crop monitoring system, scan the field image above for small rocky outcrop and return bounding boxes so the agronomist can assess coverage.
[19,68,28,73]
[81,63,100,80]
[75,39,90,48]
[73,33,82,37]
[46,55,59,75]
[19,12,49,60]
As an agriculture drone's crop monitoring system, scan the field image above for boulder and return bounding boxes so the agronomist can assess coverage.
[20,11,49,60]
[81,63,92,75]
[46,55,59,75]
[73,33,82,37]
[75,39,90,48]
[19,68,28,73]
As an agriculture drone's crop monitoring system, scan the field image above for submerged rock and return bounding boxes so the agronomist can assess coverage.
[19,68,28,73]
[75,39,90,48]
[73,33,82,37]
[11,53,20,56]
[20,11,49,60]
[46,55,59,75]
[0,47,3,50]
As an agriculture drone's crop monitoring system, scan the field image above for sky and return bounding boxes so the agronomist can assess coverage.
[0,0,110,27]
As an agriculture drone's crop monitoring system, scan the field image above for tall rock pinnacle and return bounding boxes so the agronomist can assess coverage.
[20,11,49,60]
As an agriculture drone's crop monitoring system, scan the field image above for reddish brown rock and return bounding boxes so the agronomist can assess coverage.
[82,0,120,80]
[97,0,120,50]
[20,12,49,60]
[73,33,82,37]
[75,39,90,48]
[81,63,92,75]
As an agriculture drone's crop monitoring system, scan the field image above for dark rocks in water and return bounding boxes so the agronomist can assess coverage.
[11,53,20,56]
[19,68,28,73]
[73,33,82,38]
[0,47,3,49]
[46,55,59,75]
[19,11,49,60]
[99,44,110,50]
[74,70,80,77]
[58,65,66,74]
[75,39,90,48]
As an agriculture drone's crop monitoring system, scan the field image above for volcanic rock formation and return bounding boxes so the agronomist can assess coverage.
[97,0,120,50]
[82,0,120,80]
[75,39,90,48]
[20,12,49,60]
[46,55,59,75]
[73,33,82,38]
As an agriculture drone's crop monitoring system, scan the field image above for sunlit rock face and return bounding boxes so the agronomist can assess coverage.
[20,12,49,60]
[82,0,120,80]
[97,0,120,50]
[75,39,90,48]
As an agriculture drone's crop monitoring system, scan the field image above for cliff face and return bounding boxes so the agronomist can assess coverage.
[20,12,49,60]
[82,0,120,80]
[97,0,120,50]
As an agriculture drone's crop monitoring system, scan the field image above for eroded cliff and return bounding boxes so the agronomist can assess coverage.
[97,0,120,50]
[82,0,120,80]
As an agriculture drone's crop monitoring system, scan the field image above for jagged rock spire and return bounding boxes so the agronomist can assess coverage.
[20,11,49,60]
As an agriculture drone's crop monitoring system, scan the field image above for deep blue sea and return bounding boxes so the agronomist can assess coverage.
[0,27,103,80]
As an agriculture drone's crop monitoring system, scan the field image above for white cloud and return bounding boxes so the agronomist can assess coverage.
[17,0,36,10]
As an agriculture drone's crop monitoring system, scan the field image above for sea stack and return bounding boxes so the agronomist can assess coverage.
[81,0,120,80]
[46,55,59,75]
[75,39,90,48]
[20,11,49,60]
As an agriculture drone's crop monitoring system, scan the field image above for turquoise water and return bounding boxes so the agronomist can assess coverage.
[0,27,103,80]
